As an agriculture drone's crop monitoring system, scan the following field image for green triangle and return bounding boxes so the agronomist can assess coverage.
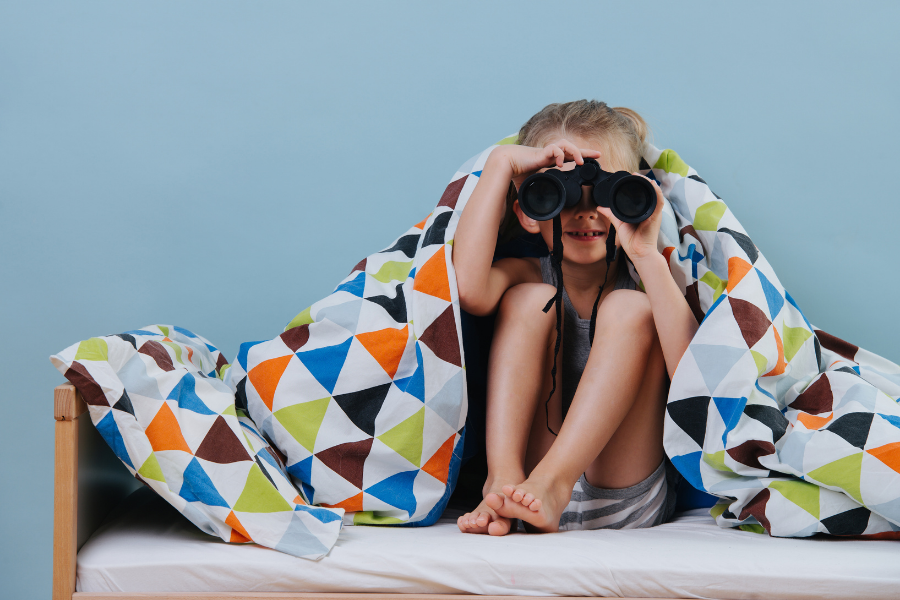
[710,501,728,520]
[371,260,413,284]
[808,453,863,504]
[782,326,812,363]
[700,271,726,302]
[162,341,183,365]
[74,337,108,362]
[138,453,165,482]
[274,397,330,453]
[694,201,728,231]
[233,464,292,513]
[221,404,237,417]
[652,149,690,177]
[377,407,425,467]
[217,363,231,380]
[158,326,170,337]
[739,523,766,534]
[769,479,820,518]
[751,350,768,375]
[702,450,732,472]
[353,511,405,525]
[285,306,313,331]
[496,134,519,146]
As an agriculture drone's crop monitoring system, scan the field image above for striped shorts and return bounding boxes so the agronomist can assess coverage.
[558,461,675,531]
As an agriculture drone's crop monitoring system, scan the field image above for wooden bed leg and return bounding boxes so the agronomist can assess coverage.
[54,384,84,600]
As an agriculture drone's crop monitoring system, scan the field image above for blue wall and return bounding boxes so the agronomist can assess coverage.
[2,2,898,596]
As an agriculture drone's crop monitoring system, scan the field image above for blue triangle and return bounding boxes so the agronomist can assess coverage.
[118,354,162,400]
[237,340,266,371]
[670,451,703,492]
[691,344,747,395]
[166,373,216,415]
[365,469,418,516]
[471,170,482,177]
[714,396,747,446]
[96,410,134,469]
[274,513,330,558]
[408,267,416,280]
[403,343,426,401]
[257,448,286,476]
[756,270,784,321]
[123,329,161,337]
[296,337,352,395]
[334,271,365,297]
[778,428,814,474]
[301,505,344,524]
[878,413,900,430]
[173,326,199,339]
[426,371,463,426]
[784,291,812,330]
[180,457,229,507]
[317,300,363,333]
[287,456,315,503]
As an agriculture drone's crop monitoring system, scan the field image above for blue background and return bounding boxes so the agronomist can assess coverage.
[2,2,898,596]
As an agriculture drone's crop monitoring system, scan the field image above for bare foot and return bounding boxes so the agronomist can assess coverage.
[456,492,513,535]
[497,475,572,533]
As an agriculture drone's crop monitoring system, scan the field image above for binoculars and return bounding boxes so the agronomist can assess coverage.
[518,158,656,224]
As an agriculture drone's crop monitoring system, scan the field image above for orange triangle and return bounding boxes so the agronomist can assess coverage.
[187,346,194,365]
[145,402,192,453]
[248,355,293,412]
[162,337,173,342]
[726,257,753,294]
[293,494,307,506]
[226,510,252,542]
[414,213,432,230]
[868,441,900,475]
[413,248,451,301]
[662,247,675,264]
[422,434,455,484]
[764,327,786,377]
[797,412,833,430]
[322,492,363,512]
[356,325,409,379]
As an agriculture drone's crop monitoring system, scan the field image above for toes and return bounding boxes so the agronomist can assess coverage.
[529,498,542,512]
[487,517,511,536]
[512,488,527,503]
[522,492,535,506]
[484,492,504,511]
[475,512,489,527]
[501,484,516,497]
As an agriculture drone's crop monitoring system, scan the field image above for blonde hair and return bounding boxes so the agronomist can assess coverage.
[517,100,649,172]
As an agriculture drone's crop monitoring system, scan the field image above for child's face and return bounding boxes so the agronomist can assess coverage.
[516,134,625,267]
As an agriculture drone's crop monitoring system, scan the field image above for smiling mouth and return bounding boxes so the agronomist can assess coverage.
[566,231,605,240]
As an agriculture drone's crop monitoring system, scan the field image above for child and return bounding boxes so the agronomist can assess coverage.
[452,100,698,535]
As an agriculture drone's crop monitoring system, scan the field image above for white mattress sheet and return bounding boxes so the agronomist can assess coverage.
[77,488,900,598]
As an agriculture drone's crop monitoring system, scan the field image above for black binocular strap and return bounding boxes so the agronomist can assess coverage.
[540,221,618,437]
[540,216,565,436]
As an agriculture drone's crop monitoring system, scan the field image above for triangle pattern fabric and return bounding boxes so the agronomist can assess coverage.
[418,305,461,367]
[315,437,373,490]
[296,337,353,395]
[691,345,747,395]
[377,407,425,467]
[355,325,408,379]
[333,383,392,437]
[248,355,293,412]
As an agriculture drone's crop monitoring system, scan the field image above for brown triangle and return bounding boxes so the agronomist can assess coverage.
[315,437,373,490]
[350,257,367,275]
[280,325,310,352]
[64,362,107,406]
[729,298,771,348]
[418,305,461,367]
[790,374,834,415]
[684,281,705,324]
[138,340,175,372]
[437,176,467,209]
[194,416,252,464]
[738,488,771,533]
[726,439,775,471]
[815,329,859,362]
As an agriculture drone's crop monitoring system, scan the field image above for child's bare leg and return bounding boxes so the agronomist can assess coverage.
[458,283,562,535]
[497,290,669,532]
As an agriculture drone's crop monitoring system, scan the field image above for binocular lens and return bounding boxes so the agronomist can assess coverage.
[523,178,562,219]
[613,180,655,221]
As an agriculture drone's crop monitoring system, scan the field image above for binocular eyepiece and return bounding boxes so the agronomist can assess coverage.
[518,158,656,224]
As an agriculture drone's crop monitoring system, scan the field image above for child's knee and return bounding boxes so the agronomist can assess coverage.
[498,283,559,322]
[596,290,655,335]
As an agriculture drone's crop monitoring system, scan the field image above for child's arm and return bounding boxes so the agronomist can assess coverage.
[453,141,600,316]
[598,182,699,380]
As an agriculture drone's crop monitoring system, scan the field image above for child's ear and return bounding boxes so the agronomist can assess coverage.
[513,200,541,234]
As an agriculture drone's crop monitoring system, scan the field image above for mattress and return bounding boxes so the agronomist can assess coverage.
[77,488,899,598]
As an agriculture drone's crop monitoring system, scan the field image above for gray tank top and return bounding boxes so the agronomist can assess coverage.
[539,255,637,417]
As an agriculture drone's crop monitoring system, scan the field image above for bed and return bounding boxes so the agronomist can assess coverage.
[52,383,900,600]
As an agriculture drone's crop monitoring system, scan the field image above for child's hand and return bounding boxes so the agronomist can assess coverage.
[492,140,602,187]
[597,174,665,264]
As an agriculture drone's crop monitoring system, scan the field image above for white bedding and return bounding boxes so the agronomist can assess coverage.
[77,488,899,598]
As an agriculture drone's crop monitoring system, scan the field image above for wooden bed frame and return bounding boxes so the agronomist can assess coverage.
[53,383,683,600]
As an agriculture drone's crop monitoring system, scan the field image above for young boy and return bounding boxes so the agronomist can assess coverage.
[452,101,698,535]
